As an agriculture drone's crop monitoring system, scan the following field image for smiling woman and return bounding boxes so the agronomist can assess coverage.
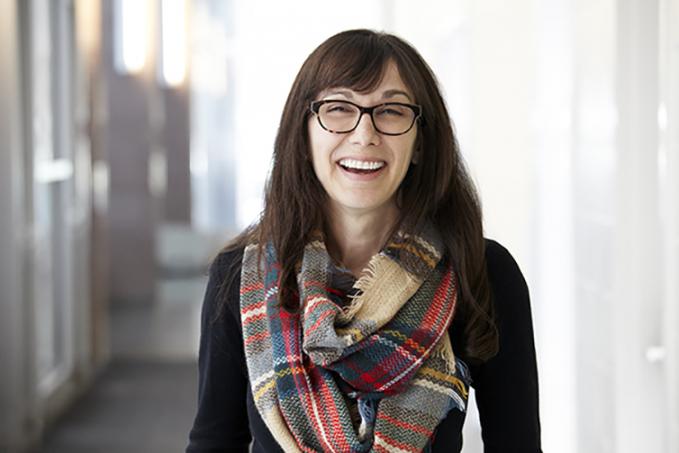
[187,29,542,453]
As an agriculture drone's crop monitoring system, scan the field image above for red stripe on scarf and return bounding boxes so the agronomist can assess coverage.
[242,311,266,326]
[309,366,352,451]
[353,338,419,393]
[241,299,266,314]
[302,280,346,301]
[379,412,434,437]
[303,305,337,340]
[374,431,421,453]
[240,282,264,295]
[421,267,455,330]
[243,330,270,347]
[402,267,455,358]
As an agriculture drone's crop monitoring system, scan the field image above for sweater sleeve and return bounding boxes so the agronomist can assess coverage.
[187,250,251,453]
[473,240,542,452]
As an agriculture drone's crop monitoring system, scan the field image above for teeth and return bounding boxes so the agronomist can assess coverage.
[338,159,385,170]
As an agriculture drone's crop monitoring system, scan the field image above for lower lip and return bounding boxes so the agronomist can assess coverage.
[337,163,387,181]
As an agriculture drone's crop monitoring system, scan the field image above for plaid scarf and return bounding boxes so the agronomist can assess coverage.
[240,226,471,452]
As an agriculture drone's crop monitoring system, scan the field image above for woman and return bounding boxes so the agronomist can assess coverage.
[187,29,542,452]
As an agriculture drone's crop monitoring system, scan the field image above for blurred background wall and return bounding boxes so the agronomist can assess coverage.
[0,0,678,452]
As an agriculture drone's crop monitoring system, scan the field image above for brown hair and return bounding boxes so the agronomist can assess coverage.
[224,29,498,362]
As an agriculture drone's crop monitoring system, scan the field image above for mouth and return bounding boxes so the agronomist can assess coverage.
[337,158,387,176]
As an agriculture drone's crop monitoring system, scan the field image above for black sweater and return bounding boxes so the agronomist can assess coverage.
[187,239,542,452]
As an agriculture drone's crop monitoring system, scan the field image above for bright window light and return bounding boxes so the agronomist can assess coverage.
[116,0,148,74]
[161,0,187,87]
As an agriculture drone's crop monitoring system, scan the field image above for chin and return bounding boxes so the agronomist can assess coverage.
[332,195,394,214]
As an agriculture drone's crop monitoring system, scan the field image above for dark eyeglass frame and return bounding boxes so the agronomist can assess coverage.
[309,99,423,136]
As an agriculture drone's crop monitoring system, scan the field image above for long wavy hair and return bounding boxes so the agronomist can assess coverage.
[223,29,498,362]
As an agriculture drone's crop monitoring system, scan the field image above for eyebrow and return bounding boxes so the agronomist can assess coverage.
[324,89,413,102]
[381,89,413,101]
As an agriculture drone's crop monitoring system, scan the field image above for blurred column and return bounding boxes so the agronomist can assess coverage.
[75,0,109,369]
[614,0,664,452]
[160,0,191,223]
[162,85,191,223]
[102,0,162,305]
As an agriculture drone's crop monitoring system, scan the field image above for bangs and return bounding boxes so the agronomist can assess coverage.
[307,31,396,97]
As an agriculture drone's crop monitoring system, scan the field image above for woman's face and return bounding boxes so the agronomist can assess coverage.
[308,62,418,218]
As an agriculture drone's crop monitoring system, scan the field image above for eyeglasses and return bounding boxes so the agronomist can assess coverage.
[309,99,422,136]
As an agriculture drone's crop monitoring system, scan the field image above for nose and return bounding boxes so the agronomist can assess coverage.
[349,112,381,146]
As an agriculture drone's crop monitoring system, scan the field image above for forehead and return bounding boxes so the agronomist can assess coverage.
[318,62,414,101]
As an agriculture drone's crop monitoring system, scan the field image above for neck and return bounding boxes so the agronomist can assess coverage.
[324,203,399,277]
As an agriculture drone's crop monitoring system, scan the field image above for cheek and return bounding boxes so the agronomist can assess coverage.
[310,153,329,181]
[396,137,417,170]
[309,125,344,166]
[308,134,325,177]
[308,130,336,181]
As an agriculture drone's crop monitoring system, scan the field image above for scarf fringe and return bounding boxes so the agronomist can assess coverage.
[433,332,458,375]
[338,252,382,323]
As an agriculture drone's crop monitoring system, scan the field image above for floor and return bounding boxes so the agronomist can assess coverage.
[40,359,199,453]
[39,225,214,453]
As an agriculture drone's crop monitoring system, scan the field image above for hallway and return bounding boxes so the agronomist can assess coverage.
[41,359,197,453]
[2,1,679,452]
[40,253,207,453]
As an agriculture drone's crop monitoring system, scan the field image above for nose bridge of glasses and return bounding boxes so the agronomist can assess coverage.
[354,106,380,133]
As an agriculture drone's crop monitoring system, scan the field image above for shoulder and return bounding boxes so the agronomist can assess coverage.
[482,238,533,343]
[483,238,528,296]
[209,247,245,281]
[205,246,245,324]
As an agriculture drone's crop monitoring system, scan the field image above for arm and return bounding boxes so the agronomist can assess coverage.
[187,250,251,453]
[473,240,542,452]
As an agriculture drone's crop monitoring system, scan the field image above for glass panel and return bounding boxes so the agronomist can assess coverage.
[31,0,58,390]
[31,0,76,396]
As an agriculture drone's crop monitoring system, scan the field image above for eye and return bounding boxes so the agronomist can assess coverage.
[327,105,350,113]
[322,102,356,115]
[376,104,407,117]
